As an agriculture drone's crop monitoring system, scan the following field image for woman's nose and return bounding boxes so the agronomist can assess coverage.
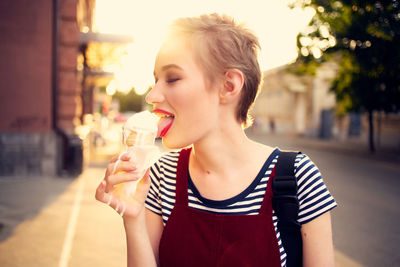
[145,83,163,105]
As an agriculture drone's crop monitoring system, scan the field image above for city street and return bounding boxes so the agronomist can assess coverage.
[0,133,399,267]
[2,1,399,267]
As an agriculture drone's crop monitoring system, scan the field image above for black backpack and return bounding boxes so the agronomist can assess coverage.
[272,151,303,267]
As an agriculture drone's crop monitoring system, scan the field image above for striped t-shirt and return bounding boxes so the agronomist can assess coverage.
[145,148,337,267]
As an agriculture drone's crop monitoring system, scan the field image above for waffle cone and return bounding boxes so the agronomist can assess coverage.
[125,130,155,146]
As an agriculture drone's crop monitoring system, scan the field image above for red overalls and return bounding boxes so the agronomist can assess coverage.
[159,148,282,267]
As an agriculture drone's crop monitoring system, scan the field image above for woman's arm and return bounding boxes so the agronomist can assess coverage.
[124,211,158,267]
[301,211,335,267]
[95,154,162,267]
[145,209,164,266]
[123,175,164,267]
[124,208,163,267]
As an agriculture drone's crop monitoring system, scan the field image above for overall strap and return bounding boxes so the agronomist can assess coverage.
[272,151,300,224]
[175,148,192,206]
[272,151,303,267]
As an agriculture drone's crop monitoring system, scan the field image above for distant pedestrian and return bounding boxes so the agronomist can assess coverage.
[270,117,276,133]
[96,13,337,267]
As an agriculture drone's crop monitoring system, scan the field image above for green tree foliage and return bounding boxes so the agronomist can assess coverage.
[292,0,400,152]
[113,89,145,112]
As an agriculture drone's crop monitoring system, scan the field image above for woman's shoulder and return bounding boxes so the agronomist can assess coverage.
[150,149,182,178]
[274,150,320,183]
[294,152,337,224]
[158,149,181,163]
[293,152,319,176]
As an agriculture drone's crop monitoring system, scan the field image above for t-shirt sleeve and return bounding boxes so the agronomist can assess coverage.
[145,159,163,216]
[295,153,337,225]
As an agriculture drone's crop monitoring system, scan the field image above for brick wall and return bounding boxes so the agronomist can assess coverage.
[0,0,82,176]
[58,0,80,133]
[0,0,53,132]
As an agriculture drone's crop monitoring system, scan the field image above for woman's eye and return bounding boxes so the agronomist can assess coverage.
[167,78,180,84]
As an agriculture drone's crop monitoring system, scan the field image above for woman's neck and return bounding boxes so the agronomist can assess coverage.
[190,122,258,176]
[188,121,274,200]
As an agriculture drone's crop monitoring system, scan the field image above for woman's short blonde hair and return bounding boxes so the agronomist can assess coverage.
[168,13,261,127]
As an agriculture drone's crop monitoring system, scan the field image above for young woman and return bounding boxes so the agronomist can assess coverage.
[96,13,337,267]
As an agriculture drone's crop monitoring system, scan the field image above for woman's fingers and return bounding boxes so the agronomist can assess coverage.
[106,153,132,176]
[106,160,136,177]
[109,154,120,163]
[104,172,141,193]
[119,152,131,161]
[95,179,109,203]
[95,180,127,215]
[109,152,130,163]
[96,168,152,218]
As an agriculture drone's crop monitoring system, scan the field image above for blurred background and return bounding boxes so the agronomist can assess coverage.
[0,0,399,266]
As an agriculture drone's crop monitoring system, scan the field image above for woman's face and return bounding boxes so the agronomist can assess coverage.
[146,37,221,149]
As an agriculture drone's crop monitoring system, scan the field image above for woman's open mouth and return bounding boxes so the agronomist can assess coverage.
[153,109,175,138]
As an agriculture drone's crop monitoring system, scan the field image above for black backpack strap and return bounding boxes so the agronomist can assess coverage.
[272,151,303,267]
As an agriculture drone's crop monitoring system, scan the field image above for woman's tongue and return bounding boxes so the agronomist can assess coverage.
[157,116,174,138]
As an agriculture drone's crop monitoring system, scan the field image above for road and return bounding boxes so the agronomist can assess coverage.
[0,132,399,266]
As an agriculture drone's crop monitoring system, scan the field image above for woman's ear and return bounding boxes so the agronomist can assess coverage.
[219,69,244,104]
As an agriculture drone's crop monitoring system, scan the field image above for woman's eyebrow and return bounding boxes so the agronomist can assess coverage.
[161,64,183,71]
[154,64,183,78]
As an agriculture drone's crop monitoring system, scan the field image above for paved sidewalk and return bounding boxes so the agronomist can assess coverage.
[0,166,127,267]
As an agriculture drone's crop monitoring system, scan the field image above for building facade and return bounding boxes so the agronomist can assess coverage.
[251,62,400,151]
[251,62,338,136]
[0,0,85,176]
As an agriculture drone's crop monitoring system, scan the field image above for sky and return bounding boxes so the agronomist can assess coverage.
[93,0,315,95]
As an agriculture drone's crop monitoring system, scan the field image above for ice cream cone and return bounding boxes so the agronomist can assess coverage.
[112,111,160,199]
[125,129,157,147]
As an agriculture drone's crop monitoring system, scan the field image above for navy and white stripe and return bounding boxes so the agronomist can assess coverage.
[145,149,337,267]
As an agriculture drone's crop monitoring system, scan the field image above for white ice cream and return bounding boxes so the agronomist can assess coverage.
[124,110,159,132]
[122,110,159,147]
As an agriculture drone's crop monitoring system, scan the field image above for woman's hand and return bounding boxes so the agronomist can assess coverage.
[95,153,151,220]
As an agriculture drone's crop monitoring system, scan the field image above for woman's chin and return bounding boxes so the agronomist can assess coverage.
[162,136,191,150]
